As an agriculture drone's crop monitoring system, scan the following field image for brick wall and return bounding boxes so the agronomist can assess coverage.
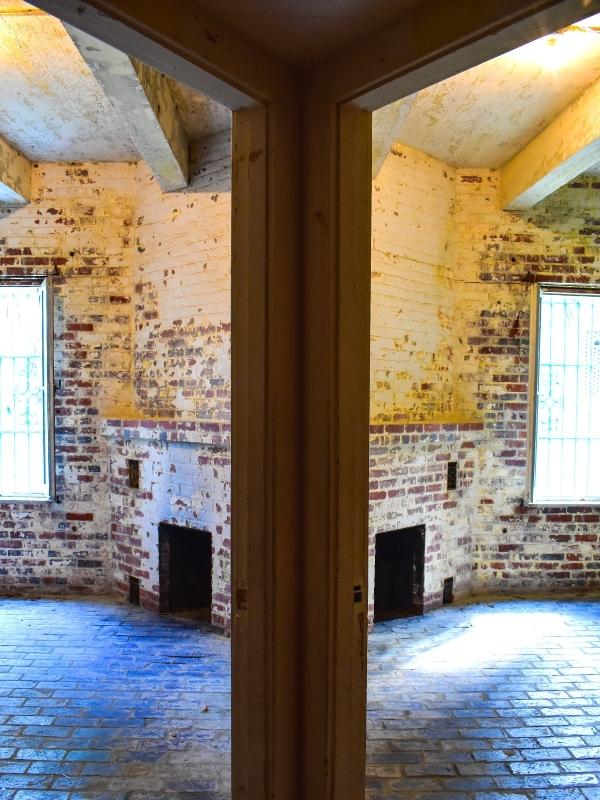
[105,137,233,626]
[0,162,136,593]
[133,134,231,421]
[453,171,600,594]
[370,147,600,611]
[369,146,482,618]
[3,135,599,623]
[369,422,484,616]
[104,419,231,633]
[0,142,234,615]
[371,145,463,422]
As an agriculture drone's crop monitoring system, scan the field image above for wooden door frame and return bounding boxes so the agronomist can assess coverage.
[32,1,600,797]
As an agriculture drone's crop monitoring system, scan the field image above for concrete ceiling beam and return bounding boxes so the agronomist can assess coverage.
[66,25,189,192]
[371,96,415,179]
[33,0,295,108]
[501,78,600,210]
[0,134,31,206]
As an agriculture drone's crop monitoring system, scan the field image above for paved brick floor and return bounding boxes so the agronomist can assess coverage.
[0,598,230,799]
[367,597,600,800]
[1,597,600,799]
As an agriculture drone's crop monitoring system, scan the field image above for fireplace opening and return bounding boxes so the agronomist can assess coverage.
[158,523,212,618]
[374,525,425,621]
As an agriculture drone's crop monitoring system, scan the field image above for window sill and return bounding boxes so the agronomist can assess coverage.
[524,499,600,509]
[0,496,54,504]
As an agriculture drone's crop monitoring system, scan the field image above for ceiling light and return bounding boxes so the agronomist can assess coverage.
[510,24,599,71]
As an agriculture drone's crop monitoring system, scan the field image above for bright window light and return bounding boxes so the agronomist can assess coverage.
[0,279,53,500]
[531,286,600,504]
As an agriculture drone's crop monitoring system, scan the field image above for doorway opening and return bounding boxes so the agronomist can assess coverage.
[367,8,600,798]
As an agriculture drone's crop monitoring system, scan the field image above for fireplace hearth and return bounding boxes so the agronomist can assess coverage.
[158,523,212,618]
[374,525,425,621]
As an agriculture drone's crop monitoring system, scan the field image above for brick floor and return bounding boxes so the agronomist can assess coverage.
[1,597,600,799]
[367,597,600,800]
[0,598,230,799]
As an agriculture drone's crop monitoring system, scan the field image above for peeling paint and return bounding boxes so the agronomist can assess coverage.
[394,30,600,169]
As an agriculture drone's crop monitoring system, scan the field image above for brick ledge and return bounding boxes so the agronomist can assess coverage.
[102,418,230,448]
[369,421,484,435]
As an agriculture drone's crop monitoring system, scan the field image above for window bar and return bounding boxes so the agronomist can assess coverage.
[545,296,552,498]
[535,288,600,503]
[563,296,569,499]
[587,299,595,497]
[574,298,580,499]
[0,280,51,500]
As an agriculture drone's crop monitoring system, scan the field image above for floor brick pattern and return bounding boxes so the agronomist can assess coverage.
[2,597,600,799]
[0,598,230,799]
[367,598,600,800]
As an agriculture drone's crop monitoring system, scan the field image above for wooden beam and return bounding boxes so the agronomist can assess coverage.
[311,0,600,108]
[66,25,188,191]
[34,0,297,108]
[0,134,31,206]
[372,96,415,178]
[501,78,600,210]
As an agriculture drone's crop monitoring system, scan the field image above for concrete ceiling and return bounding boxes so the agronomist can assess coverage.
[391,17,600,169]
[0,2,138,160]
[195,0,421,67]
[0,0,230,163]
[1,0,600,185]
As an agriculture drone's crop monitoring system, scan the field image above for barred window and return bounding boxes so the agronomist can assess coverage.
[531,285,600,504]
[0,278,53,501]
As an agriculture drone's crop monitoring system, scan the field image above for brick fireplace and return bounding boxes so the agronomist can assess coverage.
[368,421,485,624]
[103,419,231,633]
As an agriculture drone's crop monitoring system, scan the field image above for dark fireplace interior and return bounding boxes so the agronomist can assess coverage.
[158,523,212,618]
[374,525,425,621]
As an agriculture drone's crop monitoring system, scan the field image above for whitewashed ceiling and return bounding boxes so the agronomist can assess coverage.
[1,2,600,173]
[0,0,230,162]
[392,16,600,169]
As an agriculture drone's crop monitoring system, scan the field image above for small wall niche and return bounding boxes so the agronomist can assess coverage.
[447,460,458,491]
[443,577,454,605]
[129,575,140,605]
[127,459,140,489]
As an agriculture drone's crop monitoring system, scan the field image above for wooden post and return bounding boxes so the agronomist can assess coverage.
[301,99,372,799]
[231,98,371,799]
[231,99,303,798]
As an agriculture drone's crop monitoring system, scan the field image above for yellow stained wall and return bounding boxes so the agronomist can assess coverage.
[371,143,472,423]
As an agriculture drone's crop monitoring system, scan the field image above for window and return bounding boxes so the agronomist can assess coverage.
[530,285,600,504]
[0,278,53,501]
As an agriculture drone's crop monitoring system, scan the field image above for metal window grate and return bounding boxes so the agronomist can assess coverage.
[0,280,52,500]
[533,288,600,503]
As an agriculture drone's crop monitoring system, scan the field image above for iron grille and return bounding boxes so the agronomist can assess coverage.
[0,280,52,499]
[533,288,600,503]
